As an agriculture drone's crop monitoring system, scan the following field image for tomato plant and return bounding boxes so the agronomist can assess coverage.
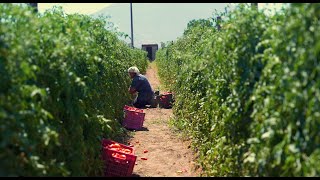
[0,4,147,176]
[156,3,320,177]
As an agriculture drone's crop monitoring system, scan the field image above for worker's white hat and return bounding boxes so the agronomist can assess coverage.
[128,66,140,74]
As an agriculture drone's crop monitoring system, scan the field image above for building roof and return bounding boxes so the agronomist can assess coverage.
[141,44,158,47]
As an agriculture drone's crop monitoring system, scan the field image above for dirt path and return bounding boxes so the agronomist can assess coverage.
[127,63,200,177]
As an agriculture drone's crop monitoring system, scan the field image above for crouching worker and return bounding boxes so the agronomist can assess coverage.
[128,66,154,108]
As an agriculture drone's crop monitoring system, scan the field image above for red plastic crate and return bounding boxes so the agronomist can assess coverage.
[122,105,145,130]
[101,139,137,177]
[123,105,143,113]
[159,92,173,108]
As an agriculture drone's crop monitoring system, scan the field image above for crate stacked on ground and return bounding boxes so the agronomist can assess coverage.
[159,92,174,109]
[101,139,137,177]
[122,105,145,130]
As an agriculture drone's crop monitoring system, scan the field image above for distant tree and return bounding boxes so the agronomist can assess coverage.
[160,42,166,49]
[28,3,38,12]
[251,3,258,9]
[183,19,213,35]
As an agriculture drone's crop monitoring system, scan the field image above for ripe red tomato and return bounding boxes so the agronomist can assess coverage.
[112,153,126,160]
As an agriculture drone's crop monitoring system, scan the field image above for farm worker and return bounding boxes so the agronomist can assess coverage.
[128,66,154,108]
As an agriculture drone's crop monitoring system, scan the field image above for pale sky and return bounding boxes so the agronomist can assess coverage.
[38,3,113,14]
[37,3,286,48]
[38,3,285,15]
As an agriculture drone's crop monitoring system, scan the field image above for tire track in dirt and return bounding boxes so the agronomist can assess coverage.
[128,63,200,177]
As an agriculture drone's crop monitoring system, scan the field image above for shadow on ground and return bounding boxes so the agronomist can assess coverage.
[113,127,149,145]
[131,173,141,177]
[137,127,149,131]
[125,127,149,132]
[113,130,134,145]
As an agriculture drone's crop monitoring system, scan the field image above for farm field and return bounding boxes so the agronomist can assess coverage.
[1,3,319,177]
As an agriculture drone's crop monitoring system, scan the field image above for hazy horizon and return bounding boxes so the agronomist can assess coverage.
[38,3,285,48]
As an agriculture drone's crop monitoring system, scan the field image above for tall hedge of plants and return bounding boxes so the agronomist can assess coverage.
[156,3,320,176]
[0,4,148,176]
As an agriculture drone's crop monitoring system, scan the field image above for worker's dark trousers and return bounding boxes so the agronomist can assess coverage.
[133,93,153,108]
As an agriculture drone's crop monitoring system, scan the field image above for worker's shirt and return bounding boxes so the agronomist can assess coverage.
[130,74,153,100]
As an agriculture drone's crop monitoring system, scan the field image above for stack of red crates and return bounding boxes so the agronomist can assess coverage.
[122,105,145,130]
[101,139,137,177]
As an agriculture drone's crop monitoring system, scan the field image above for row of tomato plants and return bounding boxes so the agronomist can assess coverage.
[0,4,148,176]
[156,3,320,176]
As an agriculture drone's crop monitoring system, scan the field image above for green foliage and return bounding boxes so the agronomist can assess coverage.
[244,3,320,176]
[0,4,147,176]
[156,3,320,177]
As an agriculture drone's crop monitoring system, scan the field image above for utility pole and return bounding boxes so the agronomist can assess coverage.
[216,16,221,30]
[28,3,38,13]
[130,3,134,48]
